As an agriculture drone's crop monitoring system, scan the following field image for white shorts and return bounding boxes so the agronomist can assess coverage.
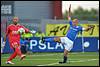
[60,37,73,51]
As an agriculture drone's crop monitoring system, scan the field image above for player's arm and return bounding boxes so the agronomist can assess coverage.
[3,26,9,47]
[82,26,94,31]
[67,4,71,21]
[22,25,36,34]
[21,25,30,33]
[24,28,36,34]
[2,35,6,49]
[67,4,73,26]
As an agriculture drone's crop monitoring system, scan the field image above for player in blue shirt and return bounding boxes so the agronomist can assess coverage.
[66,19,83,41]
[41,4,93,64]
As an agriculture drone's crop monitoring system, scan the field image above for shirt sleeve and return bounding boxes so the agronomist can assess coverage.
[21,25,30,33]
[69,20,73,26]
[78,26,83,31]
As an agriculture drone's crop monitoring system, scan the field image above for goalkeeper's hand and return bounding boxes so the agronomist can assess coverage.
[30,30,36,34]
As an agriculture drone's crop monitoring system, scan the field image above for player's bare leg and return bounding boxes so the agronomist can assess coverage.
[41,37,69,64]
[54,37,68,64]
[54,37,69,64]
[54,37,61,43]
[59,49,68,64]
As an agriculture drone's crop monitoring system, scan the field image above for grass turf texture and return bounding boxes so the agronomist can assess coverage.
[1,52,99,66]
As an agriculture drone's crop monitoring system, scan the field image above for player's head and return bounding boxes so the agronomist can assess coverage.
[72,19,79,26]
[13,16,19,25]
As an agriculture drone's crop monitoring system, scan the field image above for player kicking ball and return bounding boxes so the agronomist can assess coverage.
[41,4,94,64]
[3,16,34,64]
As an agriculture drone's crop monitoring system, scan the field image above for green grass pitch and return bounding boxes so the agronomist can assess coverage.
[1,52,99,66]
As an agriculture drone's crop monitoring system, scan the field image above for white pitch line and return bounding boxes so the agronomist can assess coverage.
[29,54,96,56]
[37,62,59,66]
[36,59,98,66]
[70,59,98,62]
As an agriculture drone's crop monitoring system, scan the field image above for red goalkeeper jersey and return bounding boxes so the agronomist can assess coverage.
[6,24,29,46]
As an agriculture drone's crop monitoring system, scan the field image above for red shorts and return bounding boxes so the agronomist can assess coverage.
[9,40,20,49]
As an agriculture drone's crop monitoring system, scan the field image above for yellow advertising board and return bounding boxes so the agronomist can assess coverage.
[46,24,99,37]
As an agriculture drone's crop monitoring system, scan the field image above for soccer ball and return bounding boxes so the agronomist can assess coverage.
[18,28,25,34]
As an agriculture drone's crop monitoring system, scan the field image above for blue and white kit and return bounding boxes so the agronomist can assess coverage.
[60,20,84,51]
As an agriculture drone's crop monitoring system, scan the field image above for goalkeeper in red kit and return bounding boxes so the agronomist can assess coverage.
[3,16,34,64]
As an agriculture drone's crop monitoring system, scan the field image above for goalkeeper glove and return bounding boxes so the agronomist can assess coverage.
[30,30,36,34]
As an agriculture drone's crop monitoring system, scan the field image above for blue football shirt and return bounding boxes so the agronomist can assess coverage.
[66,20,83,41]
